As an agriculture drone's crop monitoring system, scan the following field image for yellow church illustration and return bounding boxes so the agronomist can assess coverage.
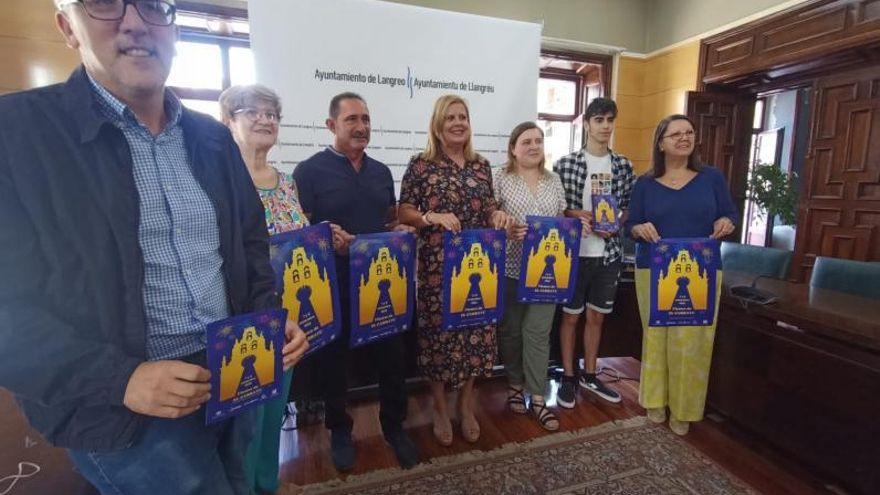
[219,326,275,402]
[449,242,498,313]
[281,246,334,327]
[358,247,408,325]
[595,198,617,224]
[524,228,572,289]
[656,249,708,311]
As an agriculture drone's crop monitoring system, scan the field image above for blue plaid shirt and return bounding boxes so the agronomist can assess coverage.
[89,77,229,360]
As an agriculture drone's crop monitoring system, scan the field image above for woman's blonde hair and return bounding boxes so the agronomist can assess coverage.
[421,94,477,163]
[504,121,545,174]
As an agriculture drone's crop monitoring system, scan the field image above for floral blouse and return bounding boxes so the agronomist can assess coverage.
[258,169,309,235]
[493,168,567,279]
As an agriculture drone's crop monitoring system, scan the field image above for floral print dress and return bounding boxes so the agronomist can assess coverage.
[258,169,309,235]
[399,152,499,387]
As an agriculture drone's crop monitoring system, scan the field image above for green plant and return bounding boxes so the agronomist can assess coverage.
[746,164,799,226]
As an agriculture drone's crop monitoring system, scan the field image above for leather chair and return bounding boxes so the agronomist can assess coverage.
[810,256,880,299]
[720,241,792,279]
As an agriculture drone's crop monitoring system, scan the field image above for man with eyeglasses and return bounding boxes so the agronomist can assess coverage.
[553,97,635,410]
[0,1,307,494]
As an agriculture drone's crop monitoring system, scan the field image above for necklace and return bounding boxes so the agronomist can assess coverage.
[665,170,690,186]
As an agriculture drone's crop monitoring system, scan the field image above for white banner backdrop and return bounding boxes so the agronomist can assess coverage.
[249,0,541,187]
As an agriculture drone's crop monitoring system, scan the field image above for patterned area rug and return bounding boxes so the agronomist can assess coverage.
[301,417,757,495]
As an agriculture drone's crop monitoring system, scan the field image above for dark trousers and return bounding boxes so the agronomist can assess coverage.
[318,329,408,436]
[69,398,253,495]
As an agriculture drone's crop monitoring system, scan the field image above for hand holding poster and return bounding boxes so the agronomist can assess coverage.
[516,216,582,303]
[269,223,341,355]
[649,238,721,327]
[206,308,287,424]
[349,232,416,348]
[592,194,620,233]
[441,229,506,330]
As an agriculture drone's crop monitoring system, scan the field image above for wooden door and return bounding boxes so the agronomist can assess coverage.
[792,64,880,281]
[686,92,755,241]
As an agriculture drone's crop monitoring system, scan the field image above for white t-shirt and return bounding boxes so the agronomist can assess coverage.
[580,151,613,257]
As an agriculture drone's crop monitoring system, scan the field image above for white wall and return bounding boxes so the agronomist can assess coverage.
[250,0,541,189]
[199,0,811,53]
[644,0,809,52]
[386,0,647,51]
[764,90,797,172]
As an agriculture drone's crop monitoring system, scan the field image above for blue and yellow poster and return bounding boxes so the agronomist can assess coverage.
[516,216,582,303]
[592,194,620,233]
[649,238,721,327]
[269,223,341,356]
[206,308,287,424]
[441,229,506,330]
[349,232,415,348]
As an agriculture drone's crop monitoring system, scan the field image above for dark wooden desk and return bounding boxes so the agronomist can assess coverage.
[711,271,880,495]
[722,271,880,351]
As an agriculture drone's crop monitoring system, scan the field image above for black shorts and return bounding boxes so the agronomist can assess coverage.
[562,257,622,315]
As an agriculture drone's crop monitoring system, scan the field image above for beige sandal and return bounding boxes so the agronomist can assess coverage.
[530,400,559,432]
[460,413,481,443]
[506,386,528,415]
[432,412,453,446]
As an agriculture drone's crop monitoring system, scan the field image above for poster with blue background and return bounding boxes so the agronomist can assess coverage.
[205,308,286,425]
[591,194,620,233]
[349,232,416,348]
[649,238,721,327]
[516,216,582,303]
[269,223,341,356]
[441,229,506,330]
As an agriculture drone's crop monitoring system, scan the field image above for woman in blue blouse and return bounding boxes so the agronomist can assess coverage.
[625,114,736,435]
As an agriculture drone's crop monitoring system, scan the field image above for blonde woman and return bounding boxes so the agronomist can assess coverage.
[493,122,566,431]
[398,95,512,445]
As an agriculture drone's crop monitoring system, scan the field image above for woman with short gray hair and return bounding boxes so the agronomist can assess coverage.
[220,84,303,494]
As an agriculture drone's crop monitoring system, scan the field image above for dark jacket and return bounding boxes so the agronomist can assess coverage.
[0,67,277,451]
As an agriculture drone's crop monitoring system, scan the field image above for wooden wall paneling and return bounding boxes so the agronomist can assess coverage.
[0,37,79,91]
[700,0,880,87]
[0,1,65,41]
[792,64,880,279]
[686,91,755,238]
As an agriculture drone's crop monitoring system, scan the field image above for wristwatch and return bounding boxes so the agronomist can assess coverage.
[421,210,433,225]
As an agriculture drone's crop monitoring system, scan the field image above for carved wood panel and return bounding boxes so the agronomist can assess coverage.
[701,0,880,86]
[793,64,880,280]
[686,92,755,240]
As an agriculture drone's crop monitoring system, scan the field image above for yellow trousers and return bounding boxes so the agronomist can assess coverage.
[634,268,722,422]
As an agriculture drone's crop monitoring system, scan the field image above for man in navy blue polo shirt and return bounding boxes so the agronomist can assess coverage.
[293,92,418,471]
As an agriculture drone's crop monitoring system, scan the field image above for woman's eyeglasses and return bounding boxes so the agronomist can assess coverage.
[662,130,695,141]
[233,108,282,123]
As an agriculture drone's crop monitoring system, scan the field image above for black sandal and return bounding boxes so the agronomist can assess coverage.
[530,400,559,431]
[506,387,528,415]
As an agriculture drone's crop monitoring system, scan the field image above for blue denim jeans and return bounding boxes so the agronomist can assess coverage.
[67,408,255,495]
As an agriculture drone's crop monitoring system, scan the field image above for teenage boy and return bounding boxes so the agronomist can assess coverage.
[553,97,635,408]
